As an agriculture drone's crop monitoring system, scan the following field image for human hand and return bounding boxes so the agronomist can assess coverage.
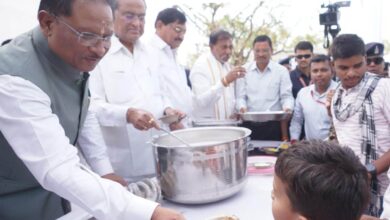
[163,107,186,131]
[283,107,292,114]
[101,173,127,186]
[326,89,335,116]
[151,206,185,220]
[239,107,247,114]
[225,66,247,84]
[169,121,185,131]
[126,108,160,130]
[359,214,380,220]
[164,107,186,122]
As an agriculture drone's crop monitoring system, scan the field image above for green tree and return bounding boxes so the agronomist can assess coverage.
[177,2,321,66]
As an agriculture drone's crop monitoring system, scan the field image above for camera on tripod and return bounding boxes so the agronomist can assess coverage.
[319,1,350,48]
[320,1,350,25]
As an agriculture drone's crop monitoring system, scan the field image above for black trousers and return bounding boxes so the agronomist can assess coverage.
[240,121,282,156]
[240,121,282,141]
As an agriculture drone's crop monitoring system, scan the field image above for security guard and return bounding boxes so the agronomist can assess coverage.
[365,42,386,77]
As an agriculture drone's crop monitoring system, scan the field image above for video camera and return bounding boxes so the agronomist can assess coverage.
[320,1,350,25]
[319,1,350,48]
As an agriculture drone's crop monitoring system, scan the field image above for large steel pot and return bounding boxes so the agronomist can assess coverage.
[152,126,251,204]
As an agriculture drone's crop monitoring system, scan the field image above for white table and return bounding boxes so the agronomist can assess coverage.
[58,173,274,220]
[163,174,274,220]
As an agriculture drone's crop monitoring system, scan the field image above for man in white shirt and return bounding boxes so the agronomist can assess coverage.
[90,0,183,188]
[236,35,294,141]
[0,0,183,219]
[148,8,193,128]
[330,34,390,217]
[289,54,337,142]
[190,29,246,120]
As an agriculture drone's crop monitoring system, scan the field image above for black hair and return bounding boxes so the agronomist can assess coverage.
[38,0,116,16]
[253,35,272,51]
[294,41,314,53]
[330,34,365,61]
[310,54,331,65]
[209,29,232,46]
[114,0,146,11]
[154,7,186,27]
[275,140,369,220]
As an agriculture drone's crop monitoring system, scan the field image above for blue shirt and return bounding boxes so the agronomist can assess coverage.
[289,81,338,140]
[236,60,294,111]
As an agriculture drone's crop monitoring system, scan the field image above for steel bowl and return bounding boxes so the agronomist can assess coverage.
[192,119,241,127]
[152,126,251,204]
[239,111,289,122]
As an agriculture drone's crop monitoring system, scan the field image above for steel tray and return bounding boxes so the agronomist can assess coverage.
[239,111,289,122]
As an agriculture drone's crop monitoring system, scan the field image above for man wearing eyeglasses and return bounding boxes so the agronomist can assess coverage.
[366,42,386,77]
[0,0,184,219]
[290,41,314,99]
[148,8,193,129]
[89,0,184,200]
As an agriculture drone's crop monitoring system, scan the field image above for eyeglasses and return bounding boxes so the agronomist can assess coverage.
[296,54,312,60]
[366,57,384,65]
[55,16,112,48]
[169,24,186,34]
[121,12,145,23]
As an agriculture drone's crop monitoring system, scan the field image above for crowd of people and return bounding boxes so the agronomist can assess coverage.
[0,0,390,219]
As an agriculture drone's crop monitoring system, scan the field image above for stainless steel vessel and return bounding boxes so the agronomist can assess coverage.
[192,119,241,127]
[239,111,289,122]
[152,126,251,204]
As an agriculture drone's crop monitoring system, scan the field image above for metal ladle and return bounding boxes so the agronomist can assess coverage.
[159,127,192,147]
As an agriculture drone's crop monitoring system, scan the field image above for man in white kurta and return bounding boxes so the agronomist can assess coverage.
[190,29,246,120]
[90,0,181,183]
[148,8,193,128]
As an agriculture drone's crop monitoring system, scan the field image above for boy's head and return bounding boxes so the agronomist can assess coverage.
[330,34,367,89]
[272,140,369,220]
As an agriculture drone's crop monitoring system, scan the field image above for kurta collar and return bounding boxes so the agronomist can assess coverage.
[108,36,145,57]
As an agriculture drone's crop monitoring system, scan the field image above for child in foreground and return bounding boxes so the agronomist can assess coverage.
[272,140,370,220]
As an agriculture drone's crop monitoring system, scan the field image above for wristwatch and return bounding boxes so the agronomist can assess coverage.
[365,163,377,179]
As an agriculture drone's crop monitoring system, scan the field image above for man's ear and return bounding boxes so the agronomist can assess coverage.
[155,20,164,29]
[38,10,55,37]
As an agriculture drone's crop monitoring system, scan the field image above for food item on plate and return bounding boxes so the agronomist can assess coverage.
[207,215,239,220]
[253,162,274,169]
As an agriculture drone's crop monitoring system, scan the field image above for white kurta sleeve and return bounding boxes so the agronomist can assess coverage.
[77,109,113,176]
[190,59,224,108]
[89,65,129,127]
[0,75,158,219]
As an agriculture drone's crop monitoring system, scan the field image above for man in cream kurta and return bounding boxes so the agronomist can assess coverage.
[190,30,246,120]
